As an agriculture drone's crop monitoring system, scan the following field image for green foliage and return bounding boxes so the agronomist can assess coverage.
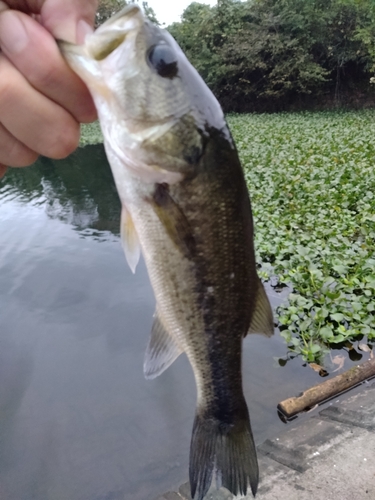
[96,0,125,26]
[169,0,375,111]
[228,109,375,365]
[96,0,159,26]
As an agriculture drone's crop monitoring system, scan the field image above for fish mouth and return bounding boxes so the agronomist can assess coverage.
[87,4,143,60]
[58,4,144,62]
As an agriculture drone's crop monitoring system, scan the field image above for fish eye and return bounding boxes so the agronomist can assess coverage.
[147,44,178,79]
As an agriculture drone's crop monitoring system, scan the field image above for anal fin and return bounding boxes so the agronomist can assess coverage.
[144,309,183,380]
[247,278,274,337]
[121,206,141,274]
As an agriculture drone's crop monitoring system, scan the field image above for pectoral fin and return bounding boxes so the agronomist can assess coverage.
[151,183,196,259]
[144,309,183,380]
[247,279,274,337]
[121,206,141,273]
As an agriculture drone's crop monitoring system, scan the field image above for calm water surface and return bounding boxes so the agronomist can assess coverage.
[0,146,355,500]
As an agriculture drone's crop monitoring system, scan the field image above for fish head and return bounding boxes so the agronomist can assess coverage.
[59,4,226,184]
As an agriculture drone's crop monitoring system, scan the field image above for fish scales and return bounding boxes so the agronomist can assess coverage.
[138,132,255,395]
[59,5,274,499]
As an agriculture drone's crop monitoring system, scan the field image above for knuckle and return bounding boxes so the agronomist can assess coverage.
[0,128,38,167]
[33,64,60,91]
[47,123,80,159]
[0,58,22,105]
[0,78,17,106]
[12,152,38,167]
[7,142,38,167]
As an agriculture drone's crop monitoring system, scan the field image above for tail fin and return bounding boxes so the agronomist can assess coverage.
[189,412,259,500]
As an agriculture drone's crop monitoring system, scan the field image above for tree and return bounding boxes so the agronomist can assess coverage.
[169,0,375,111]
[96,0,159,27]
[170,1,328,111]
[96,0,125,26]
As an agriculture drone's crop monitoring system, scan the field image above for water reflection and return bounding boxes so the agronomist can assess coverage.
[1,145,121,238]
[0,146,351,500]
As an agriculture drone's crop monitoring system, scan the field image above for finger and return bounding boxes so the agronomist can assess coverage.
[0,122,38,166]
[0,1,98,43]
[41,0,98,43]
[0,164,7,179]
[0,10,96,123]
[0,2,9,14]
[0,54,80,159]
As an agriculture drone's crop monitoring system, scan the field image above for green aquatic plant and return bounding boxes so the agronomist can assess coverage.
[80,110,375,366]
[80,122,103,146]
[228,110,375,366]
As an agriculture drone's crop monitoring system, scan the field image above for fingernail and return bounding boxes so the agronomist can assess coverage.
[77,20,94,45]
[0,11,29,54]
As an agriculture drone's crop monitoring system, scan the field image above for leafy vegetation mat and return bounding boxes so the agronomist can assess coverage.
[80,111,375,367]
[228,110,375,367]
[80,122,103,147]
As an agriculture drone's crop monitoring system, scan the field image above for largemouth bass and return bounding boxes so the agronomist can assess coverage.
[59,5,274,499]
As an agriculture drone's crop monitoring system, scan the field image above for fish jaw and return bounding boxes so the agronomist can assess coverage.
[58,5,144,108]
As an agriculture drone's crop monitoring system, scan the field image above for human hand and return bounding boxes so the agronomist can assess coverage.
[0,0,99,179]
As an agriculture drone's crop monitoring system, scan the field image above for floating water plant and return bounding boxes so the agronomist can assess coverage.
[228,110,375,366]
[81,110,375,366]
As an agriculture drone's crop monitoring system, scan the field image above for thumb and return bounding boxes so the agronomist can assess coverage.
[41,0,98,43]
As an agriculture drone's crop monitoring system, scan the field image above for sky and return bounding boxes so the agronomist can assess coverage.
[146,0,217,26]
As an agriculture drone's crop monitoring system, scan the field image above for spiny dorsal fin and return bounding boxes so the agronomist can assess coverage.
[120,205,141,274]
[247,278,274,337]
[144,309,183,380]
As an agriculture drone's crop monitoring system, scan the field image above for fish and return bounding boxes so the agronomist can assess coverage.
[59,5,274,499]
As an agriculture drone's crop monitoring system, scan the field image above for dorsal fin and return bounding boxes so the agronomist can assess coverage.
[144,309,183,380]
[247,279,274,337]
[120,206,141,274]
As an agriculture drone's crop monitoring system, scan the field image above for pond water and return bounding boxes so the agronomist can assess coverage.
[0,145,362,500]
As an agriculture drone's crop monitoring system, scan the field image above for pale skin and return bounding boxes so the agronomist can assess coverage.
[0,0,99,179]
